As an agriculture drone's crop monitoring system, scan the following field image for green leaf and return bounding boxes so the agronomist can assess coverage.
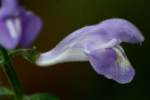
[0,87,14,96]
[23,93,59,100]
[9,47,40,63]
[0,50,4,65]
[22,49,40,63]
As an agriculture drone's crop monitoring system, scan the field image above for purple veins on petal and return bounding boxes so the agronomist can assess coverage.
[86,46,135,84]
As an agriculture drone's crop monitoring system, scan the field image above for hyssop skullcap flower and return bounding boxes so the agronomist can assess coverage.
[36,18,144,84]
[0,0,42,49]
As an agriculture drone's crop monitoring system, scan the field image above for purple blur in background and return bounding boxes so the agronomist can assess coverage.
[0,0,42,49]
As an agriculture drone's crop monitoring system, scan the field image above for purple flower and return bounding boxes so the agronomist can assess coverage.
[36,18,144,84]
[0,0,42,49]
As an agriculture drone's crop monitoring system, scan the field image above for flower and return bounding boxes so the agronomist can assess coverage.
[36,18,144,84]
[0,0,42,49]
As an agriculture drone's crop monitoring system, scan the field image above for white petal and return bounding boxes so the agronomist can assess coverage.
[36,48,88,66]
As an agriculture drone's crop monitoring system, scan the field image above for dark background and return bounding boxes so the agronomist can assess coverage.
[1,0,150,100]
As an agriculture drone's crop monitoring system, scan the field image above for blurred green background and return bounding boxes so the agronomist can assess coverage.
[1,0,150,100]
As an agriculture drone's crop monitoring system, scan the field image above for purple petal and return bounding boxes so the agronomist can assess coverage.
[19,9,43,47]
[98,18,144,43]
[0,18,21,49]
[54,18,144,52]
[86,46,135,84]
[0,0,18,18]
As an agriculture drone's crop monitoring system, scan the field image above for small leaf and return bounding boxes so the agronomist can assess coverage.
[0,50,4,65]
[9,47,40,63]
[22,49,40,63]
[23,93,59,100]
[0,87,14,96]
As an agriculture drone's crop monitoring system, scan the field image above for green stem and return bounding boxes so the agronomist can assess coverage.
[0,47,24,100]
